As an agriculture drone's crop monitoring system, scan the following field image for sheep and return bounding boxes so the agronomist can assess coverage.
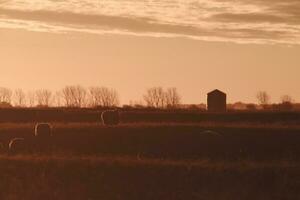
[9,138,27,154]
[101,110,120,126]
[35,123,52,138]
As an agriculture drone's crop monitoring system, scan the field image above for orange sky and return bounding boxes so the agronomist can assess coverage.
[1,28,299,104]
[1,0,300,104]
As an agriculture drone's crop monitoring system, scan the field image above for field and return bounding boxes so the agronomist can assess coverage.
[1,110,300,199]
[1,155,299,200]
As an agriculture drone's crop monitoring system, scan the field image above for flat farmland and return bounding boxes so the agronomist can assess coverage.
[0,122,299,199]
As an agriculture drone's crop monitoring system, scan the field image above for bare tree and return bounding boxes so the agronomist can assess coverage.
[27,91,36,107]
[143,87,166,108]
[279,94,293,111]
[0,87,12,104]
[14,89,26,107]
[53,91,63,107]
[89,87,119,107]
[281,95,292,103]
[165,87,181,108]
[256,91,270,105]
[35,89,52,107]
[89,87,102,107]
[61,86,73,107]
[61,85,87,107]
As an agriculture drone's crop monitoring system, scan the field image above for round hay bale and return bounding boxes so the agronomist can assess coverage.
[9,138,27,154]
[35,123,52,138]
[101,110,120,126]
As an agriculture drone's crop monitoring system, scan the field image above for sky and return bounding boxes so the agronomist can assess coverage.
[0,0,300,104]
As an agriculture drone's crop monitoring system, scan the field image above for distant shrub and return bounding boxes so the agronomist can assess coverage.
[0,102,13,108]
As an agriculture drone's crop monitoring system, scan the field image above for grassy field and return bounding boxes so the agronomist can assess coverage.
[0,122,299,199]
[0,155,299,200]
[1,122,300,159]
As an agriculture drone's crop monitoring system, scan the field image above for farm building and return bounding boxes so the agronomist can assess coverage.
[207,89,227,112]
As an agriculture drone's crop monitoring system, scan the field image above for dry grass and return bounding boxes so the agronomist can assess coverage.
[0,122,299,199]
[0,155,299,200]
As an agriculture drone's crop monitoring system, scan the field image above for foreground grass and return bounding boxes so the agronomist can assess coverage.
[0,155,299,200]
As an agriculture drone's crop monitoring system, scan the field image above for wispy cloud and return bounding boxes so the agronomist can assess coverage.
[0,0,300,45]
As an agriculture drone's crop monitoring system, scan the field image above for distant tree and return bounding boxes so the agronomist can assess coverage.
[143,87,166,108]
[14,89,26,107]
[27,91,36,107]
[35,89,52,107]
[279,95,293,111]
[61,85,87,107]
[281,95,292,104]
[246,104,257,111]
[187,104,200,110]
[0,102,12,108]
[232,102,247,110]
[0,87,12,104]
[144,87,181,109]
[53,91,63,107]
[129,100,145,108]
[88,87,100,107]
[88,87,119,107]
[165,87,181,108]
[256,91,270,107]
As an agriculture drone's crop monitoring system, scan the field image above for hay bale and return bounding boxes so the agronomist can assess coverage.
[35,123,52,138]
[9,138,27,153]
[101,110,120,126]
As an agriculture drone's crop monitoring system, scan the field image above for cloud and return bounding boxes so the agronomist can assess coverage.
[211,13,286,24]
[0,0,300,45]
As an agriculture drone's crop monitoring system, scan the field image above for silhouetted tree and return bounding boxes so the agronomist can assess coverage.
[14,89,26,107]
[129,100,144,108]
[143,87,166,108]
[144,87,181,108]
[89,87,119,107]
[246,104,257,111]
[27,91,36,107]
[35,89,52,107]
[0,87,12,104]
[281,95,292,104]
[61,85,87,107]
[53,91,62,107]
[256,91,270,108]
[165,87,181,108]
[279,95,293,111]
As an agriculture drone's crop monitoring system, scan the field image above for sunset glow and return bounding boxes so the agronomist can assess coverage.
[0,0,300,104]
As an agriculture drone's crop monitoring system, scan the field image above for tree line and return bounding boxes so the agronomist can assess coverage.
[0,86,119,108]
[0,86,181,108]
[0,86,295,110]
